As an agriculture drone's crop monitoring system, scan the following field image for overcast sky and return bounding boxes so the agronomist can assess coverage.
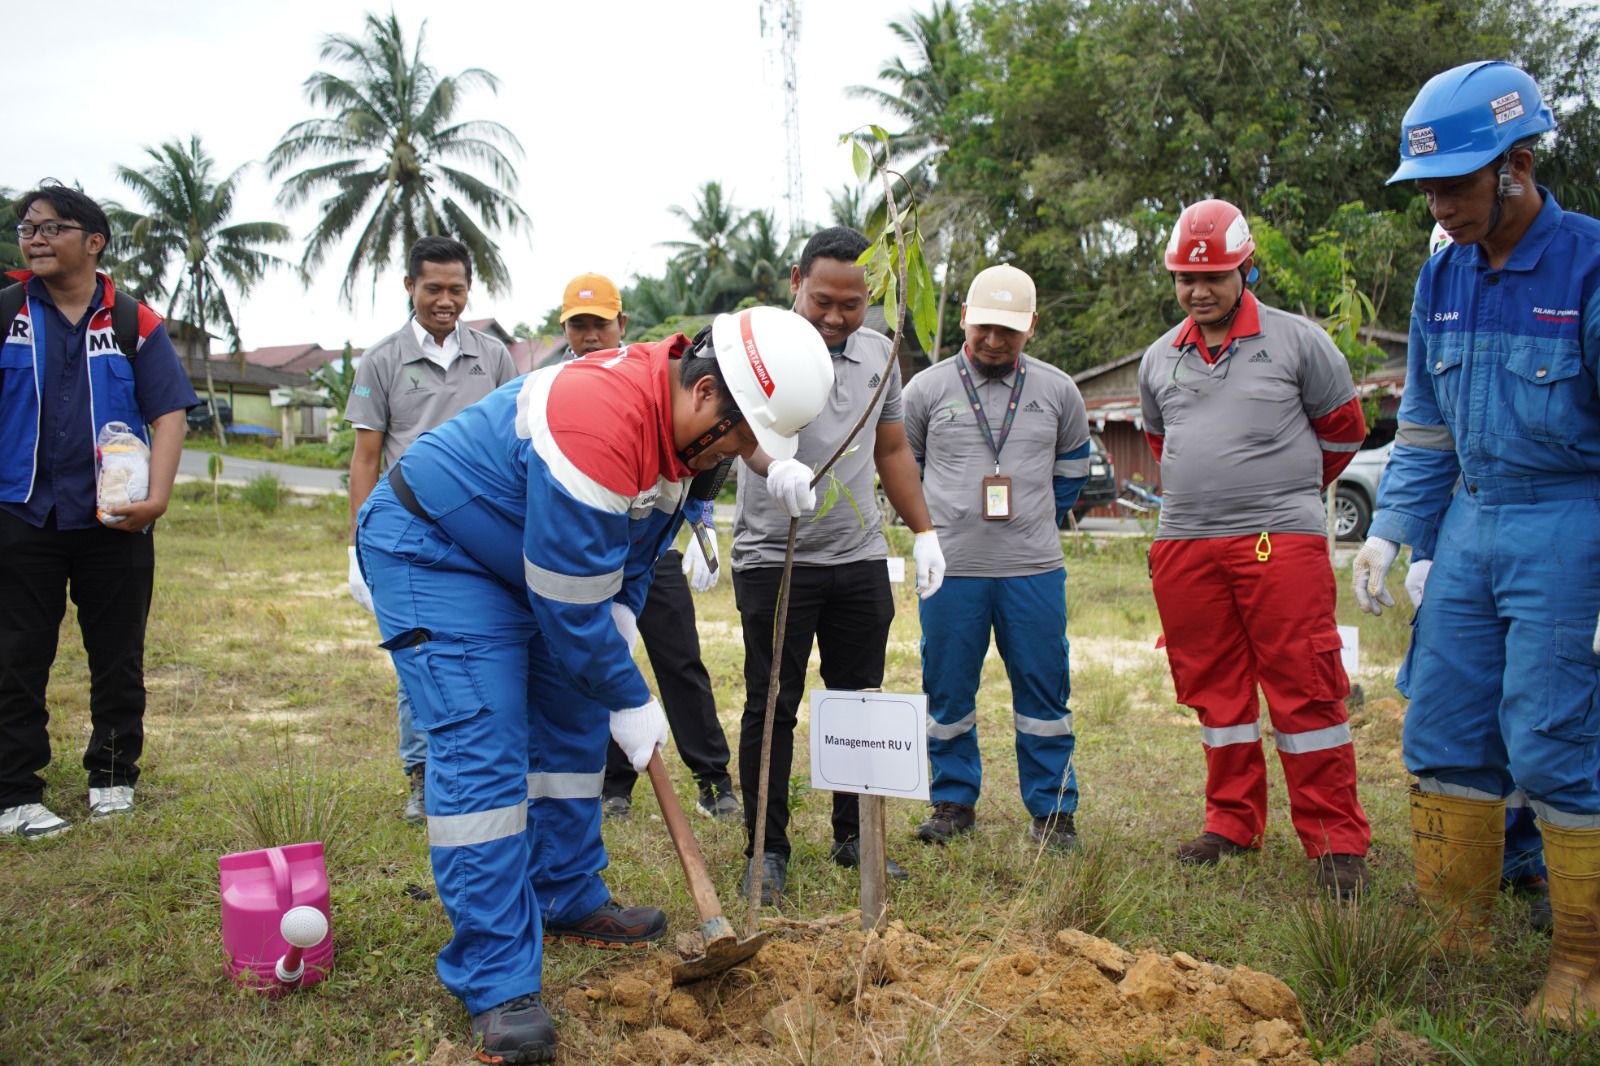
[6,0,915,350]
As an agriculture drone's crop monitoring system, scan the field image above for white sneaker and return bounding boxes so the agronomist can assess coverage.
[0,802,71,838]
[88,786,135,818]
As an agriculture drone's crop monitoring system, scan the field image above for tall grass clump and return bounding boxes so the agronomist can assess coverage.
[221,738,355,854]
[1284,893,1433,1037]
[240,473,283,513]
[1033,840,1137,938]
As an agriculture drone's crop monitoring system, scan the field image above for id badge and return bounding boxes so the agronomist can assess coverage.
[982,474,1012,521]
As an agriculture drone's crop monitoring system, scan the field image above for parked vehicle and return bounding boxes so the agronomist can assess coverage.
[1329,441,1392,542]
[1066,432,1118,524]
[187,398,234,433]
[1115,477,1163,515]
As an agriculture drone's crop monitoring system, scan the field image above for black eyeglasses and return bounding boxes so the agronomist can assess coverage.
[16,221,89,240]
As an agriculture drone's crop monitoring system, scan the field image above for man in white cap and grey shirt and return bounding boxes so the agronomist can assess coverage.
[901,264,1093,852]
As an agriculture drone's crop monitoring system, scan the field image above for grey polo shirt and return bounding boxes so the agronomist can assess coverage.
[904,352,1089,578]
[1137,298,1356,540]
[732,326,903,570]
[345,321,520,469]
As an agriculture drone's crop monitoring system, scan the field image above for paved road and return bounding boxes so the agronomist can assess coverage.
[177,449,345,496]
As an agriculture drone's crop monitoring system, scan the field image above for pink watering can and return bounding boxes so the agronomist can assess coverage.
[219,841,333,993]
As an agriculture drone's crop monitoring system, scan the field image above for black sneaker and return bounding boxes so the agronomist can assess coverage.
[601,794,631,820]
[696,783,741,821]
[403,764,426,825]
[740,851,787,906]
[830,839,911,881]
[915,800,976,844]
[543,899,666,949]
[1028,812,1079,853]
[470,992,555,1064]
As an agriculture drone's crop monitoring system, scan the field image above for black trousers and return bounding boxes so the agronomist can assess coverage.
[734,560,895,859]
[603,550,733,799]
[0,509,154,807]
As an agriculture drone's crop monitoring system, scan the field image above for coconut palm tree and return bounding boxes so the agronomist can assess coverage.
[731,209,796,307]
[663,181,750,313]
[118,136,290,447]
[846,0,966,183]
[267,12,528,306]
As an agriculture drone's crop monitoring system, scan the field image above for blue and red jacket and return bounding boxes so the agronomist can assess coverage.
[394,335,699,710]
[0,270,192,513]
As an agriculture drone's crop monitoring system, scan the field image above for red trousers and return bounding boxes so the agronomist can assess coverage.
[1150,533,1370,858]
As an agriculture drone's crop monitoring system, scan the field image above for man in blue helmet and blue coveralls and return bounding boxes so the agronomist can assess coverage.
[1353,60,1600,1024]
[356,306,833,1063]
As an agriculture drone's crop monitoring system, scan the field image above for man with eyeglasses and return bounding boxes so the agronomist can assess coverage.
[0,184,197,838]
[1136,198,1371,897]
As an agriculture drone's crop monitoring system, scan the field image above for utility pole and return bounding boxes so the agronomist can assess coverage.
[760,0,804,237]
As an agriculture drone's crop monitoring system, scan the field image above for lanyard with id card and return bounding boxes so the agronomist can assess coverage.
[956,350,1026,521]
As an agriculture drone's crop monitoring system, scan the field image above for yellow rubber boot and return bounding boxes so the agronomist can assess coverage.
[1527,821,1600,1027]
[1409,786,1505,954]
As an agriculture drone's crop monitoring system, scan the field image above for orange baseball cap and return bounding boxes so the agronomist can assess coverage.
[559,272,623,323]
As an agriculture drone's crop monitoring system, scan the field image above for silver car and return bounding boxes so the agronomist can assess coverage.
[1330,441,1392,541]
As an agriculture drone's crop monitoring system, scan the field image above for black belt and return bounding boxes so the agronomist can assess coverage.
[387,462,434,524]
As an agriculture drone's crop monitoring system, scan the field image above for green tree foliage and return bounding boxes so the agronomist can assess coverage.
[118,136,291,446]
[267,12,528,306]
[913,0,1597,373]
[0,189,22,272]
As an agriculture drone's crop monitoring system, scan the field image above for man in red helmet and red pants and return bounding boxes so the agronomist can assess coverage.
[1137,199,1372,896]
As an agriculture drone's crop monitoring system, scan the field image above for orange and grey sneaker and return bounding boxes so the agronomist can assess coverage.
[470,992,555,1064]
[1174,831,1254,865]
[543,899,666,949]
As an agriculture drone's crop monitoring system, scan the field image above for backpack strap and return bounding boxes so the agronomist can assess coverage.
[111,289,139,359]
[0,283,138,359]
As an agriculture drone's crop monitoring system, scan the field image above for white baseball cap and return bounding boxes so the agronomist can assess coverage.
[964,264,1036,332]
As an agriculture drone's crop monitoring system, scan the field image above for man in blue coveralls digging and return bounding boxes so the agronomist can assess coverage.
[1353,60,1600,1026]
[357,307,833,1063]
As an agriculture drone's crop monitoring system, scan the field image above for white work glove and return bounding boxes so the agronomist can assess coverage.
[347,546,375,614]
[681,525,719,592]
[1404,558,1432,609]
[610,698,669,773]
[764,458,816,518]
[610,601,639,653]
[1593,610,1599,656]
[913,530,946,600]
[1352,536,1400,615]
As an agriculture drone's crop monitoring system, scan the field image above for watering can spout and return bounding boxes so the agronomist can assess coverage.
[219,842,333,993]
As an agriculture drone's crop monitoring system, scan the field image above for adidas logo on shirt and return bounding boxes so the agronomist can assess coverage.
[1249,351,1272,363]
[1023,399,1044,412]
[468,363,486,375]
[867,373,882,388]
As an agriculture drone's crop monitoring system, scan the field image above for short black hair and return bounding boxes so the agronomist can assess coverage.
[680,326,740,418]
[16,182,111,262]
[407,236,473,284]
[797,226,869,279]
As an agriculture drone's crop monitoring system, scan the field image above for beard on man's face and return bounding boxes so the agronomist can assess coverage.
[973,356,1017,379]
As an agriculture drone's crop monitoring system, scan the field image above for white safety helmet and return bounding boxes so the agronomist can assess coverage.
[710,306,834,461]
[1428,222,1452,256]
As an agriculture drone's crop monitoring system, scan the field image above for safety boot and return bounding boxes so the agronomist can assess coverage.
[1526,821,1600,1027]
[1409,786,1504,955]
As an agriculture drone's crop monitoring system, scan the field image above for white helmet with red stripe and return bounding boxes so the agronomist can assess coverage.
[710,306,833,460]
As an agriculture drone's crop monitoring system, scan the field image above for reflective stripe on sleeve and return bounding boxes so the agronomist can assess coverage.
[1273,722,1352,754]
[927,711,978,740]
[1395,420,1456,451]
[1014,710,1074,737]
[1317,438,1362,453]
[1054,457,1091,478]
[1200,723,1261,748]
[527,771,605,801]
[524,556,623,604]
[427,801,527,848]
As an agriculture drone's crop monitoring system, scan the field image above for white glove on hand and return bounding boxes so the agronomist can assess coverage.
[610,698,669,773]
[1352,536,1400,615]
[764,458,816,518]
[913,530,946,600]
[681,526,719,592]
[347,546,375,614]
[1404,558,1432,609]
[610,601,639,653]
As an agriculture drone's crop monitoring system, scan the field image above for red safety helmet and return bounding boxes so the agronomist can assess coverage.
[1164,199,1255,273]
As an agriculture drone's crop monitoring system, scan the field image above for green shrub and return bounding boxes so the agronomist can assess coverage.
[240,474,283,513]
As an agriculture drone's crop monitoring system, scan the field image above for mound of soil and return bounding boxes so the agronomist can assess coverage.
[526,919,1334,1065]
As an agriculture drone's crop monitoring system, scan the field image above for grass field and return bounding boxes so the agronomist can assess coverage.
[2,489,1595,1063]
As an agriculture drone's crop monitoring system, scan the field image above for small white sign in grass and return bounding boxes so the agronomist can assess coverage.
[809,689,929,800]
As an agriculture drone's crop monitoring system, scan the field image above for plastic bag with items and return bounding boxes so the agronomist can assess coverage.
[96,421,149,525]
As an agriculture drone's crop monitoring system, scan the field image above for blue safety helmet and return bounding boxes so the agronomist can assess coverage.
[1387,61,1555,184]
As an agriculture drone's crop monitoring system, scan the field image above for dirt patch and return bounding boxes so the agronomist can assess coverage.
[530,920,1329,1065]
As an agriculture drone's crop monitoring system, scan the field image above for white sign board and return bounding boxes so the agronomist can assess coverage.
[809,689,929,800]
[1338,624,1360,676]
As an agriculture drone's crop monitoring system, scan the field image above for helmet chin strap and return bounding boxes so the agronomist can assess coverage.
[1195,264,1253,332]
[678,410,744,465]
[1483,154,1525,243]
